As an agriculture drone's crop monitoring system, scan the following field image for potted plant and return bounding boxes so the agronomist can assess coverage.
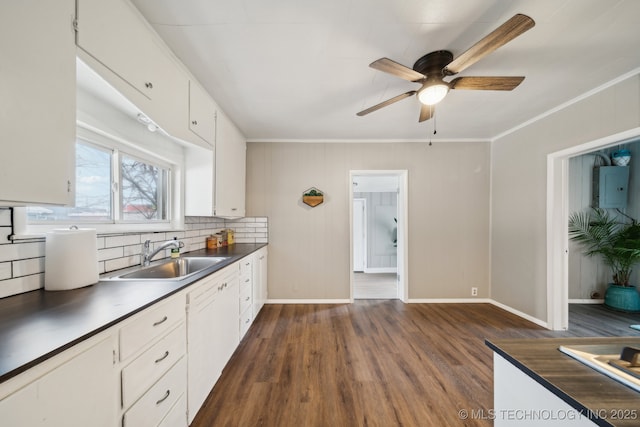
[568,207,640,312]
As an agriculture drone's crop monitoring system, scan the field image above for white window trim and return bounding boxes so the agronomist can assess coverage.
[15,123,185,237]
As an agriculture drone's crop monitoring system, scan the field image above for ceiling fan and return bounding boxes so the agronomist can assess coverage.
[357,14,535,122]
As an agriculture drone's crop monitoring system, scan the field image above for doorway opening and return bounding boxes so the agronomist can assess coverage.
[350,170,408,301]
[547,127,640,330]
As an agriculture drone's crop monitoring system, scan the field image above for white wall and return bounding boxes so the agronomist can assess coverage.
[491,74,640,322]
[246,141,490,300]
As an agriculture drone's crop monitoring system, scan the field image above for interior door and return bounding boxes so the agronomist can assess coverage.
[353,199,366,272]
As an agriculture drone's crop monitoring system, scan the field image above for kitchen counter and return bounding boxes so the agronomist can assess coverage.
[0,243,266,384]
[486,337,640,427]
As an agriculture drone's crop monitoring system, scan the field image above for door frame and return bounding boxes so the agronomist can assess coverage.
[547,127,640,330]
[349,170,408,302]
[353,198,367,272]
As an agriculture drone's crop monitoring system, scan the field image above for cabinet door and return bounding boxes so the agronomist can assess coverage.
[187,281,221,421]
[256,248,268,316]
[217,271,240,365]
[0,335,117,427]
[76,0,190,145]
[187,269,240,423]
[215,112,247,217]
[77,0,167,100]
[184,145,215,216]
[189,80,216,146]
[0,0,75,205]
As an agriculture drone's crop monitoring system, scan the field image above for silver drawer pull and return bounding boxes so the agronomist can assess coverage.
[245,318,250,323]
[155,351,169,364]
[245,296,250,301]
[153,316,168,327]
[259,256,265,260]
[245,278,250,283]
[156,389,170,405]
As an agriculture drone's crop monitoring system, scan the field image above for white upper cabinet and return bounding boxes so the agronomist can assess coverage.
[76,0,182,102]
[215,111,247,218]
[184,111,246,218]
[0,0,76,205]
[188,80,216,146]
[75,0,215,150]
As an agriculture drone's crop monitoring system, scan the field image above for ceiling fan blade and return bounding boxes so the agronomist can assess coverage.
[419,104,434,122]
[444,14,535,75]
[357,91,417,116]
[450,76,525,90]
[370,58,425,82]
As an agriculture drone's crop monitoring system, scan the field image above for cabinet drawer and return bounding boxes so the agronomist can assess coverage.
[240,306,252,337]
[239,291,252,315]
[121,322,186,409]
[187,274,219,307]
[158,393,187,427]
[120,298,185,361]
[239,258,252,278]
[239,275,251,297]
[240,273,252,290]
[123,357,186,427]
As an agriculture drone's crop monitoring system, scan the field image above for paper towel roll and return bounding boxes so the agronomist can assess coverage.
[45,228,99,291]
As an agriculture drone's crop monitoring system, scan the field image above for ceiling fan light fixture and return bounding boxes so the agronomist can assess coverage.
[418,83,449,105]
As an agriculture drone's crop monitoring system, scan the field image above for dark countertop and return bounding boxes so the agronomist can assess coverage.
[0,243,266,384]
[486,337,640,427]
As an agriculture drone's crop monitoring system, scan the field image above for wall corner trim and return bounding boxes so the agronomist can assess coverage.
[489,299,550,329]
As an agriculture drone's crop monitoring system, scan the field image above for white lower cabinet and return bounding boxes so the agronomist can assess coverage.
[118,295,187,427]
[254,247,268,317]
[187,265,240,423]
[158,394,188,427]
[239,256,254,338]
[0,251,265,427]
[0,334,118,427]
[122,357,187,427]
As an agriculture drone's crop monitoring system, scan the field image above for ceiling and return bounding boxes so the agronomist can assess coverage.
[130,0,640,142]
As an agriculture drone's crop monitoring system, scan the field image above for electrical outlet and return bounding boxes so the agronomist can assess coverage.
[471,287,478,297]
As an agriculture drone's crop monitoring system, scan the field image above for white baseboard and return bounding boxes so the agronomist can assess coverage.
[569,299,604,304]
[407,298,492,303]
[362,268,397,274]
[489,299,549,329]
[266,299,351,304]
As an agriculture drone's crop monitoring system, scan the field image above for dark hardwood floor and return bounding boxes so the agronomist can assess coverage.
[190,302,640,427]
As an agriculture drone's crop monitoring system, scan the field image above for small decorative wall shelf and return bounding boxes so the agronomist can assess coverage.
[302,187,324,207]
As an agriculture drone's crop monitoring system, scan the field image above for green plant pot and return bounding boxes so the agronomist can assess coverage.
[604,284,640,313]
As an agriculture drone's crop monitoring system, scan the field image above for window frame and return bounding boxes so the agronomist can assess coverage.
[20,123,183,236]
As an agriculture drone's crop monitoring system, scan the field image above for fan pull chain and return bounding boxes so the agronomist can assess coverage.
[429,106,436,146]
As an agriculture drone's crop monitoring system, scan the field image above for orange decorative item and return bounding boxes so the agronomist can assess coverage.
[302,187,324,207]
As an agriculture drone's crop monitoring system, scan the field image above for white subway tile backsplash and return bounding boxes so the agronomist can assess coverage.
[0,216,268,298]
[0,227,12,243]
[98,247,124,262]
[0,274,43,299]
[0,262,11,280]
[140,232,168,243]
[13,258,45,277]
[104,256,137,272]
[123,244,143,257]
[0,209,11,226]
[0,241,44,263]
[104,234,141,248]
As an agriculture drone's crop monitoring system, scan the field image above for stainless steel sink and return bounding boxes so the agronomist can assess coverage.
[102,257,229,281]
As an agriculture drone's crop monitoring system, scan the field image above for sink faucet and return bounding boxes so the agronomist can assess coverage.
[142,239,184,266]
